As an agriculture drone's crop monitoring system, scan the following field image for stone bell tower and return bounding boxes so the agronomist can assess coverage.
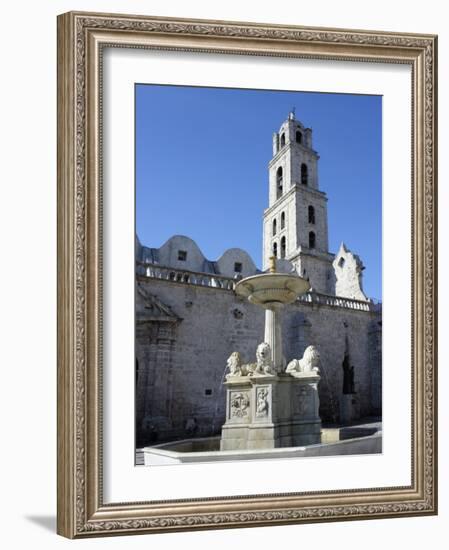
[262,111,335,294]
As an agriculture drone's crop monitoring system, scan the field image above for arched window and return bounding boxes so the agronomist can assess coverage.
[280,133,286,147]
[296,130,302,144]
[301,163,308,185]
[308,205,315,224]
[280,211,285,229]
[280,236,286,259]
[276,166,283,199]
[309,231,316,249]
[272,242,278,258]
[272,218,277,236]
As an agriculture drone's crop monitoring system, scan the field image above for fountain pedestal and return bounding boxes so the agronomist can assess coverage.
[220,256,322,451]
[220,373,321,450]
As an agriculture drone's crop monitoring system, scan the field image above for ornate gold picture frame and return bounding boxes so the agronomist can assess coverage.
[57,11,437,538]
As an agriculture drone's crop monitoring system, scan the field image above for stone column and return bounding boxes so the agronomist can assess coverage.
[264,304,283,372]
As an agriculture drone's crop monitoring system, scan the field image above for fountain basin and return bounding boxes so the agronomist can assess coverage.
[235,273,310,307]
[141,421,382,465]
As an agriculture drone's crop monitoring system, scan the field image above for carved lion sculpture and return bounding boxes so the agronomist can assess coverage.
[226,351,255,378]
[226,342,276,378]
[253,342,276,375]
[286,345,320,375]
[226,351,244,378]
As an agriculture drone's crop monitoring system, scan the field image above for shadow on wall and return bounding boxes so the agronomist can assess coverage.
[24,515,56,533]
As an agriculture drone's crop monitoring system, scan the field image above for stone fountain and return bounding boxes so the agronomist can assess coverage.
[220,257,322,451]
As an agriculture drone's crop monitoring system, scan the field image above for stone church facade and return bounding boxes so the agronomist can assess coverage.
[135,112,382,447]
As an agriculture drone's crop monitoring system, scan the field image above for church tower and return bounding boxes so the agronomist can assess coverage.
[263,111,335,294]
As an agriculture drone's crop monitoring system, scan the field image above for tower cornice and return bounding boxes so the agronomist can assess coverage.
[288,247,335,263]
[268,142,320,167]
[263,184,328,217]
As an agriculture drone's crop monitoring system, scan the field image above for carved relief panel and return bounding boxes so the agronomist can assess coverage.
[229,391,251,422]
[255,386,270,420]
[293,383,319,420]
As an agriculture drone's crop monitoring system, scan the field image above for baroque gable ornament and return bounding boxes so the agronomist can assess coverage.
[332,243,369,302]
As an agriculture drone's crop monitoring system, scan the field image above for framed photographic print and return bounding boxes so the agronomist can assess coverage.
[57,11,438,538]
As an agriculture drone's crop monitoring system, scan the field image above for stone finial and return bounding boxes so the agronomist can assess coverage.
[268,255,277,273]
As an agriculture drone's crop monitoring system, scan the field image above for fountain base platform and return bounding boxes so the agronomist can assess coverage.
[220,373,321,451]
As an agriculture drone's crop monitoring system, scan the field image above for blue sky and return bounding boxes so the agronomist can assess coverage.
[136,85,382,300]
